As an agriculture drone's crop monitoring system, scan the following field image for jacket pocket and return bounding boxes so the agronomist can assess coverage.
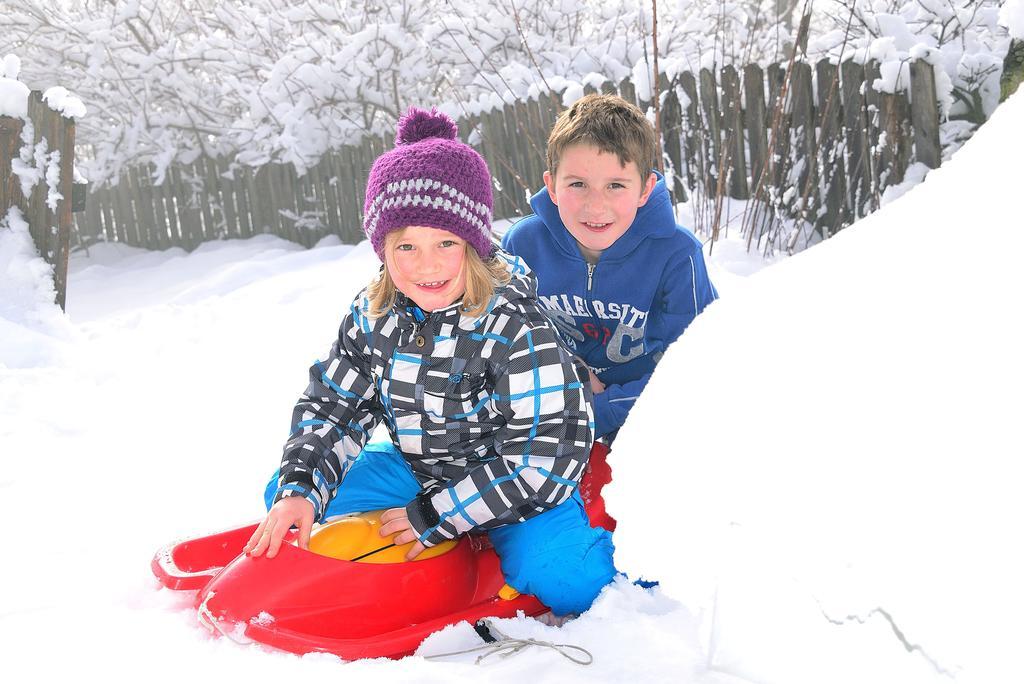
[423,374,489,418]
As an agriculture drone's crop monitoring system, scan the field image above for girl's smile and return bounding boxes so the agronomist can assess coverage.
[414,279,449,290]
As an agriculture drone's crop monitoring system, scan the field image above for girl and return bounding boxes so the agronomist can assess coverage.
[244,108,615,616]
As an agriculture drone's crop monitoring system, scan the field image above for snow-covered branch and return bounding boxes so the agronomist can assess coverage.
[0,0,1011,187]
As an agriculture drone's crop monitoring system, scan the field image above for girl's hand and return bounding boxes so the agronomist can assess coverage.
[243,496,314,559]
[588,368,606,394]
[379,507,426,560]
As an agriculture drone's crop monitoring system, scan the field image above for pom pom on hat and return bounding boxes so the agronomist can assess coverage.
[395,107,458,145]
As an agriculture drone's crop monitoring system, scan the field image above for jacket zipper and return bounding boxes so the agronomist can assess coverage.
[584,263,601,358]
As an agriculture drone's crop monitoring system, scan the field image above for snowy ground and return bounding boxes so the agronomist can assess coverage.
[3,91,1023,682]
[0,225,751,683]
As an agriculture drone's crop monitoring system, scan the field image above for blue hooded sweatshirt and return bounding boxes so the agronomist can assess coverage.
[502,173,718,438]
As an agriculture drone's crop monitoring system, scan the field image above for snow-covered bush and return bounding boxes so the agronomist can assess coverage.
[0,0,797,186]
[812,0,1011,122]
[1,0,1013,198]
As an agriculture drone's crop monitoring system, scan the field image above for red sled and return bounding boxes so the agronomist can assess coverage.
[151,442,614,660]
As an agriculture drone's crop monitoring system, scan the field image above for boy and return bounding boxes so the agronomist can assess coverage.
[502,94,717,442]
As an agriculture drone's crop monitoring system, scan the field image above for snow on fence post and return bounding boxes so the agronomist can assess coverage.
[698,68,723,193]
[330,149,349,240]
[3,90,78,311]
[149,164,170,250]
[0,116,21,219]
[60,58,953,256]
[910,60,942,169]
[333,148,354,242]
[53,97,74,309]
[524,96,550,188]
[317,154,339,241]
[503,101,532,216]
[180,165,204,246]
[512,97,544,196]
[128,165,154,248]
[88,186,108,243]
[255,164,278,238]
[789,61,818,221]
[112,172,136,245]
[619,78,637,106]
[99,187,115,243]
[147,165,166,248]
[862,60,885,205]
[203,156,227,242]
[198,159,217,241]
[867,58,913,189]
[82,180,102,245]
[313,155,338,241]
[815,60,848,234]
[743,64,769,200]
[480,108,511,220]
[506,100,533,213]
[162,172,182,244]
[720,65,749,199]
[659,73,687,202]
[27,94,49,267]
[347,142,368,241]
[234,165,252,239]
[243,165,264,237]
[841,60,872,220]
[277,162,295,243]
[677,71,701,192]
[298,162,318,247]
[357,137,376,221]
[335,149,356,242]
[764,62,790,192]
[213,157,236,242]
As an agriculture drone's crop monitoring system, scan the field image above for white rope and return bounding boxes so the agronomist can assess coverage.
[423,619,593,666]
[196,592,253,646]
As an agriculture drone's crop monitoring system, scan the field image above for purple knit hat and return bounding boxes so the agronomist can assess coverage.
[363,107,494,259]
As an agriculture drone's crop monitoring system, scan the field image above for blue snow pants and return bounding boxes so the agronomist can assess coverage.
[264,442,617,616]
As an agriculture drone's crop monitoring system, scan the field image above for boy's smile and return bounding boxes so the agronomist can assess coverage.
[544,143,656,262]
[385,225,467,312]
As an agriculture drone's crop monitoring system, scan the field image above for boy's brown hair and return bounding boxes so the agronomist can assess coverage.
[546,93,658,181]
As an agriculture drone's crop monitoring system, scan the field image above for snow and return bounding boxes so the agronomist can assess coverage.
[1,85,1022,683]
[2,53,21,79]
[11,119,40,199]
[0,206,76,369]
[1002,0,1024,39]
[0,69,30,119]
[42,86,87,119]
[44,149,62,211]
[1,55,86,120]
[611,89,1024,683]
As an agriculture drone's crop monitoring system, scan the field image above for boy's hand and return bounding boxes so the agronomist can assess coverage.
[588,368,606,394]
[244,496,314,559]
[379,507,426,560]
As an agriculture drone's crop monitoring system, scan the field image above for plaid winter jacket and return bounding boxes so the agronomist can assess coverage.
[274,251,594,547]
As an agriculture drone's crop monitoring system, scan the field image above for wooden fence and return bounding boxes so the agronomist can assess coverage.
[1,91,77,309]
[73,57,952,251]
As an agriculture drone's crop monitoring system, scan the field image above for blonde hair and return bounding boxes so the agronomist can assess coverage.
[547,93,657,181]
[367,233,510,319]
